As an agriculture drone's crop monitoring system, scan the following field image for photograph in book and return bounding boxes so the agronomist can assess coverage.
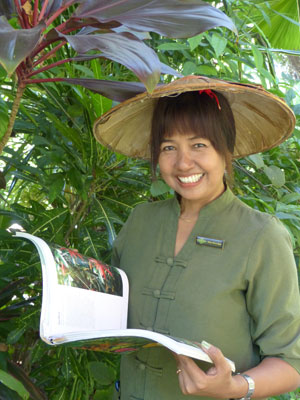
[60,336,159,354]
[52,244,123,296]
[14,231,236,372]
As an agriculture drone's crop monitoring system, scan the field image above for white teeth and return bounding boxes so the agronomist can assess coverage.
[178,174,203,183]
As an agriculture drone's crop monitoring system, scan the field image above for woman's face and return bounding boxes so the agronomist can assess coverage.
[158,131,226,209]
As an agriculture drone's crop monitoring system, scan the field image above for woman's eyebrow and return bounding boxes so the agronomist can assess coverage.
[160,135,206,143]
[161,138,175,143]
[189,136,205,140]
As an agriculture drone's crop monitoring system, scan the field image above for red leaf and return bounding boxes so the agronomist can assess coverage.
[56,30,161,92]
[0,17,45,75]
[74,0,237,38]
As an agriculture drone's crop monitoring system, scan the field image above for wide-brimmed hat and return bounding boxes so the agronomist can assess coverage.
[93,76,295,159]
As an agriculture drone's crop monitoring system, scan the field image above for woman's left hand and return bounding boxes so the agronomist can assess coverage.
[174,342,245,398]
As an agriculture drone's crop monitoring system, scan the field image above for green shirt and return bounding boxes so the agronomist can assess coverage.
[112,189,300,400]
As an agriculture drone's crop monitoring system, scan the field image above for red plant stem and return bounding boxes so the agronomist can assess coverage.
[33,41,67,67]
[14,0,26,28]
[22,78,65,84]
[55,21,67,32]
[33,0,39,26]
[55,20,90,33]
[54,19,98,33]
[19,0,31,28]
[31,37,61,59]
[16,66,22,80]
[46,0,75,27]
[23,13,31,29]
[25,58,72,78]
[61,25,90,35]
[38,0,49,22]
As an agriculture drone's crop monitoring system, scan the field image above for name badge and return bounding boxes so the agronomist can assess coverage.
[196,236,224,250]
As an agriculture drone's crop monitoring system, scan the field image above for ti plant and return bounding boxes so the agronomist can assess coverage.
[0,0,236,155]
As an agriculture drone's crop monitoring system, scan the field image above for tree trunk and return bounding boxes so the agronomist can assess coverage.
[0,84,25,155]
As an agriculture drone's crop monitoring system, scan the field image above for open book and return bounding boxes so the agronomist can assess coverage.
[15,231,235,372]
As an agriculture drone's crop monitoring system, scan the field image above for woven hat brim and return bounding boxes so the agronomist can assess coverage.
[93,76,296,159]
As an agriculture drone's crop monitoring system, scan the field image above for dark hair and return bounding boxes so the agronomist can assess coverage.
[150,90,236,178]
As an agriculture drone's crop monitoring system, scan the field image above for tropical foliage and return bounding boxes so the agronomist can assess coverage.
[0,0,300,399]
[0,0,236,154]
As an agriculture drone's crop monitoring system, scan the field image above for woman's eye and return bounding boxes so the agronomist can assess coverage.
[194,143,206,148]
[161,145,175,152]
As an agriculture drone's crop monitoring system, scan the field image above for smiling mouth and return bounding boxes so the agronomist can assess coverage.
[178,174,204,183]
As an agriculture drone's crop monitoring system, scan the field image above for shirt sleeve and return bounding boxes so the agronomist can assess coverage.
[245,216,300,373]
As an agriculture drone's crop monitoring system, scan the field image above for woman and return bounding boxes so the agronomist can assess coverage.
[94,76,300,400]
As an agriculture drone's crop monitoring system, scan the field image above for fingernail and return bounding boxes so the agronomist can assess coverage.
[201,340,211,350]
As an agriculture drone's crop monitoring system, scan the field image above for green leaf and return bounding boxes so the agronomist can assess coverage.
[7,326,26,344]
[0,98,9,141]
[93,387,114,400]
[95,199,117,246]
[0,369,29,399]
[248,154,265,169]
[150,180,170,196]
[281,193,300,204]
[251,44,263,70]
[157,42,190,51]
[88,361,116,385]
[207,33,227,58]
[196,65,218,76]
[263,165,285,188]
[182,61,197,76]
[0,64,7,80]
[255,0,300,50]
[188,33,204,51]
[45,112,83,151]
[67,168,84,194]
[48,176,65,203]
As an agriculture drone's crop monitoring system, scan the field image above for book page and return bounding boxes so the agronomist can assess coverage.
[55,285,127,333]
[49,245,128,334]
[50,329,235,372]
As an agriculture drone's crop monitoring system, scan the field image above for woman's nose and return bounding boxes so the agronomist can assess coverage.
[176,149,194,170]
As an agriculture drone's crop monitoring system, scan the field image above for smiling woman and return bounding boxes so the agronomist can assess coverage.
[152,90,234,218]
[93,76,300,400]
[158,134,226,217]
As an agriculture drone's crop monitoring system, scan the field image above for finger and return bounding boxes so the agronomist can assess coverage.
[175,355,207,379]
[173,352,180,363]
[201,341,231,374]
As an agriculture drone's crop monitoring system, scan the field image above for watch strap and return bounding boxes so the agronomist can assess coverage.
[237,373,255,400]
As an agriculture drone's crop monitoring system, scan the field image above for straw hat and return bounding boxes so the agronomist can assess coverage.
[93,76,295,159]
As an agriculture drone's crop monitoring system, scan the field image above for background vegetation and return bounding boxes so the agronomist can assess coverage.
[0,0,300,398]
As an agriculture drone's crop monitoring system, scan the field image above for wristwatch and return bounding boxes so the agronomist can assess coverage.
[236,373,255,400]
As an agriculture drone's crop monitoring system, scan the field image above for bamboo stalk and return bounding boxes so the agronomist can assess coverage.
[0,84,25,155]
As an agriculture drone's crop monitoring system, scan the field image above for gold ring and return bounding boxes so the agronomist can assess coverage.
[176,369,182,374]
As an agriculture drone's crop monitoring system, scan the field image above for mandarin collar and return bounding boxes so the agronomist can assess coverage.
[171,187,235,219]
